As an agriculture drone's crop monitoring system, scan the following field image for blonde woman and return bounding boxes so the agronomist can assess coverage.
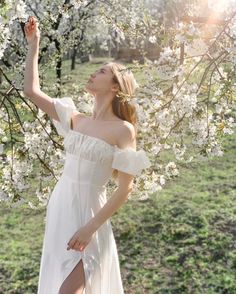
[24,16,151,294]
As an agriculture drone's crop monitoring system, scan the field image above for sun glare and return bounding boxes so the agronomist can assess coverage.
[208,0,235,13]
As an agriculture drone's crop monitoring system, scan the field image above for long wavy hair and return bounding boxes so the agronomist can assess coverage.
[106,62,139,181]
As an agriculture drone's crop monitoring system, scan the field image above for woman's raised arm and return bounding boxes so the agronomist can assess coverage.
[23,16,61,121]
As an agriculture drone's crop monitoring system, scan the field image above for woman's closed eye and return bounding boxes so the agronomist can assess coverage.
[92,68,106,76]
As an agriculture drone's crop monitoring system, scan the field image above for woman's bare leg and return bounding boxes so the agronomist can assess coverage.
[59,259,85,294]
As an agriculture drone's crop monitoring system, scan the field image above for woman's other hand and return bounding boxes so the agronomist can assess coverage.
[67,225,95,252]
[24,16,40,46]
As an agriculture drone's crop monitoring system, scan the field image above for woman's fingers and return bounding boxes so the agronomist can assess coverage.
[24,20,38,36]
[24,22,31,31]
[24,16,40,45]
[74,243,84,251]
[29,16,38,26]
[67,237,77,249]
[24,16,38,30]
[67,239,86,251]
[74,240,87,251]
[25,23,30,31]
[29,16,34,23]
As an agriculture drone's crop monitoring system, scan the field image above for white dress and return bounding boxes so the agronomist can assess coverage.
[37,97,151,294]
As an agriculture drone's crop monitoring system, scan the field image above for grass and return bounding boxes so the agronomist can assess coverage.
[0,57,236,293]
[1,130,235,294]
[115,131,236,294]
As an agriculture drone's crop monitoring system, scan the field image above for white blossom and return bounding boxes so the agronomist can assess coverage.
[165,162,179,177]
[185,39,208,57]
[149,36,157,44]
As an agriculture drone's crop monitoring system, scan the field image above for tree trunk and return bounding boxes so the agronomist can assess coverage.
[71,46,77,70]
[55,40,62,96]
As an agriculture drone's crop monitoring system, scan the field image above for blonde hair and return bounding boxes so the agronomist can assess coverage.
[105,62,139,180]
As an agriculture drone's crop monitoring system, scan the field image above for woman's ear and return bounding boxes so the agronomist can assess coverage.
[111,82,120,93]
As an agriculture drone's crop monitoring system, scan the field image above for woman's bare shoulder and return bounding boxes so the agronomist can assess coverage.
[115,121,136,149]
[71,111,87,129]
[72,110,87,118]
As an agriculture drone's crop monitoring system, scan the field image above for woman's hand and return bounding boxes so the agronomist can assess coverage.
[24,16,40,46]
[67,225,95,251]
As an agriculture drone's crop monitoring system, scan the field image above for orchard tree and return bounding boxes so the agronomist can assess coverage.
[0,0,235,208]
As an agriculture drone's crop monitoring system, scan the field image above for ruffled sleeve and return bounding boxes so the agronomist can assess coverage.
[52,97,77,137]
[111,146,151,176]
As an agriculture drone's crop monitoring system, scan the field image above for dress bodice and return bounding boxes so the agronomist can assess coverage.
[52,97,151,177]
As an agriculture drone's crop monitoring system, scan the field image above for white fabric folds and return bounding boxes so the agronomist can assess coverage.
[112,146,151,176]
[52,97,76,137]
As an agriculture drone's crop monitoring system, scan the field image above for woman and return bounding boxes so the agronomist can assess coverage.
[24,16,151,294]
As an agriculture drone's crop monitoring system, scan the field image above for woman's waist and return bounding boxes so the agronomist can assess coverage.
[59,173,107,191]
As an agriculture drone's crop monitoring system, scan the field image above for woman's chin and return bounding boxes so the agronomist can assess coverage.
[84,84,91,91]
[84,86,95,95]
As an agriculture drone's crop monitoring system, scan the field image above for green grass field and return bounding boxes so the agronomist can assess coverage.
[1,58,236,293]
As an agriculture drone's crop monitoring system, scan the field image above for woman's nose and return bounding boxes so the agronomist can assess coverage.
[91,73,96,78]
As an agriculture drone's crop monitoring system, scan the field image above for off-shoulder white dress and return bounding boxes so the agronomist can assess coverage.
[37,97,151,294]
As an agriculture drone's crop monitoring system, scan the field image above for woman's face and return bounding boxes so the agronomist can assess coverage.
[85,64,118,96]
